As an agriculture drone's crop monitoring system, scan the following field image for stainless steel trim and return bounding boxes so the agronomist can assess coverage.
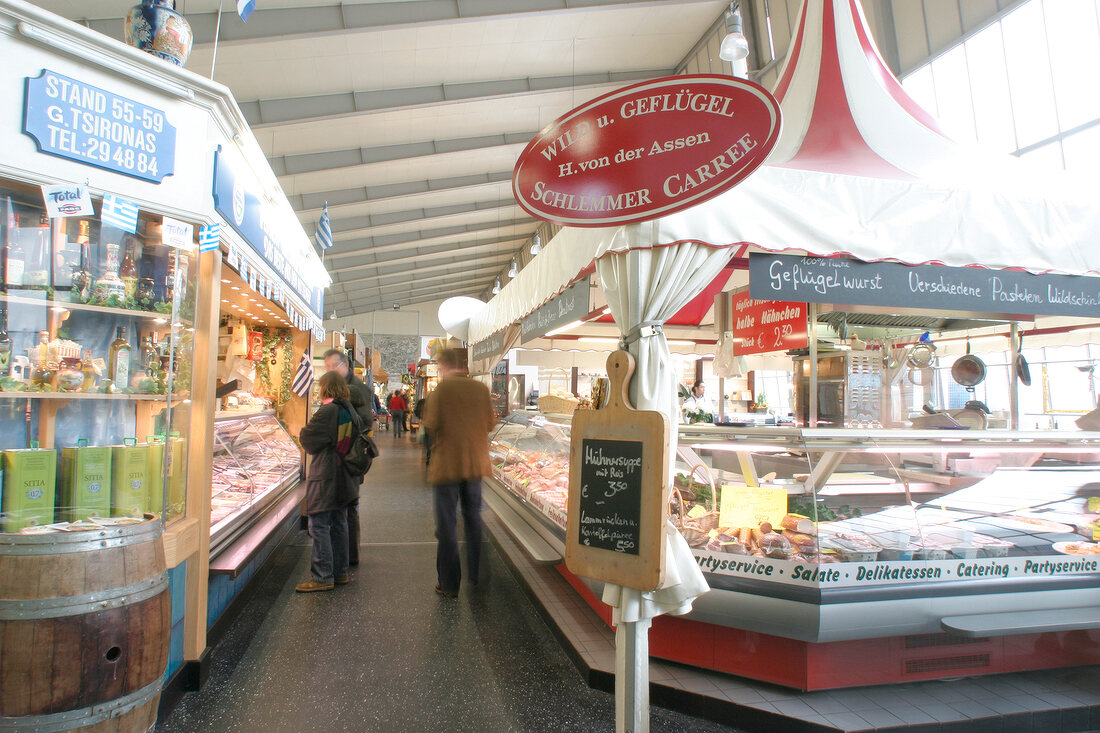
[0,574,168,620]
[0,520,162,556]
[0,676,161,732]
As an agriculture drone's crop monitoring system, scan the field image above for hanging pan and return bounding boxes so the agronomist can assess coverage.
[951,339,987,388]
[952,338,991,416]
[1016,330,1032,386]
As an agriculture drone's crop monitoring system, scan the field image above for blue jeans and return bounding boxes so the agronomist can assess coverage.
[308,508,349,583]
[391,409,406,436]
[432,479,483,593]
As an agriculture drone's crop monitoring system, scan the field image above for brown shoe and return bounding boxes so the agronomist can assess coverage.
[434,585,457,598]
[334,576,350,585]
[296,580,334,592]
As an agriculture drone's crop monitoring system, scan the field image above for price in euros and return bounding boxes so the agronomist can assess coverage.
[773,323,794,347]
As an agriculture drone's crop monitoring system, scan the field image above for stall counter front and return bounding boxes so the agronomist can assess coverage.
[487,413,1100,689]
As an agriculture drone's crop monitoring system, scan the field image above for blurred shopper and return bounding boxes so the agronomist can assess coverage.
[423,349,495,597]
[323,348,373,566]
[388,389,408,438]
[296,372,360,592]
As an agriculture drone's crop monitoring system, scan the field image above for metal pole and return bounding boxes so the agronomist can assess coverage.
[1010,322,1020,430]
[615,618,651,733]
[209,0,224,80]
[808,303,819,427]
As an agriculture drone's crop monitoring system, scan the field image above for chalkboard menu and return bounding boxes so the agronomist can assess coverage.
[566,350,668,591]
[750,252,1100,318]
[491,360,509,419]
[577,438,643,554]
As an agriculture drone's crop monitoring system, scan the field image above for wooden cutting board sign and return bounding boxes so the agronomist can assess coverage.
[566,350,669,591]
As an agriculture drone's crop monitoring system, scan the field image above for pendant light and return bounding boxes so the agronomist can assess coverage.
[508,259,518,278]
[529,232,542,256]
[492,278,501,295]
[719,1,749,62]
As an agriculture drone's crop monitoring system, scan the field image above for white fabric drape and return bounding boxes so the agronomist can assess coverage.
[595,243,729,623]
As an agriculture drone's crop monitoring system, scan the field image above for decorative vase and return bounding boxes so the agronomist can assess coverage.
[123,0,193,67]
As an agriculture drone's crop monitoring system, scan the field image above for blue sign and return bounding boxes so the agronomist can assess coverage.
[23,69,176,183]
[212,150,325,319]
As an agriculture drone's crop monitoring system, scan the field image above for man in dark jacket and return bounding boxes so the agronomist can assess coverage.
[323,348,374,566]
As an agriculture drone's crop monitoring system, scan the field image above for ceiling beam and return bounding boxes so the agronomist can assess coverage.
[332,253,514,286]
[330,201,523,241]
[335,260,511,292]
[327,233,526,274]
[288,171,512,212]
[82,1,718,47]
[335,276,495,307]
[240,69,672,127]
[327,234,525,274]
[338,286,487,315]
[324,216,532,262]
[329,236,525,275]
[272,132,536,177]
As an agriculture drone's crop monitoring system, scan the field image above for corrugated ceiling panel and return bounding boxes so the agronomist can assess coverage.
[892,0,932,71]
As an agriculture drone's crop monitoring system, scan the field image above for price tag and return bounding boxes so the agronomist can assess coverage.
[1088,496,1100,513]
[687,504,709,519]
[718,485,787,529]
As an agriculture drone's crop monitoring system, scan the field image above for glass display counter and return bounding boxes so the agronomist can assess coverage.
[488,414,1100,651]
[210,411,301,553]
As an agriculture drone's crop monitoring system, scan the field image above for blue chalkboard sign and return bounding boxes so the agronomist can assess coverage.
[22,70,176,183]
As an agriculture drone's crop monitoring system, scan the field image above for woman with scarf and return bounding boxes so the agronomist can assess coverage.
[296,371,362,592]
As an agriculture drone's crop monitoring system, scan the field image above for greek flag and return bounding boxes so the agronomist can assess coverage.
[236,0,256,22]
[316,203,333,250]
[100,194,139,234]
[291,349,313,397]
[198,223,221,252]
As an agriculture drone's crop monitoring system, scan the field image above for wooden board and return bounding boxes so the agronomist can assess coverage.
[566,351,668,591]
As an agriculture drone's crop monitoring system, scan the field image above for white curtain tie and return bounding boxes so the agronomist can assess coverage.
[619,321,664,349]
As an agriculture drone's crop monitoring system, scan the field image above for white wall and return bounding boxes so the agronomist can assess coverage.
[325,297,448,343]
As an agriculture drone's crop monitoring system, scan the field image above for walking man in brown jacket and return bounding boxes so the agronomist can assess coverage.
[422,348,496,597]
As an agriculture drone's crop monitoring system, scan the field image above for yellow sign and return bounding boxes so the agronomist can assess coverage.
[687,504,709,520]
[1089,496,1100,512]
[718,485,788,529]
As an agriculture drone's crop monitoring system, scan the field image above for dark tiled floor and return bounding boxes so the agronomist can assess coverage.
[157,438,742,733]
[487,476,1100,733]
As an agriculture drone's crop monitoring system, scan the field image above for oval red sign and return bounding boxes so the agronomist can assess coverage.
[512,74,781,228]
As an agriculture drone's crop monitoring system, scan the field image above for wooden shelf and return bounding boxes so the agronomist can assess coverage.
[0,292,182,322]
[0,391,182,400]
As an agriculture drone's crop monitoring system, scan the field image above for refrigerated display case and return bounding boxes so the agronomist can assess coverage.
[209,411,300,552]
[487,413,1100,688]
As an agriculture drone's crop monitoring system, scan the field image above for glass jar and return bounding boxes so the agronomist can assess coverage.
[135,277,155,310]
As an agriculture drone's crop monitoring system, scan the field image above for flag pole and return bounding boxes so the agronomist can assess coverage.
[210,0,224,80]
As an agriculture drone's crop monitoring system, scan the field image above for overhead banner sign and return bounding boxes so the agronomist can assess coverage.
[521,279,591,343]
[470,331,506,362]
[23,69,176,183]
[750,253,1100,318]
[729,289,807,356]
[512,74,781,227]
[213,150,325,320]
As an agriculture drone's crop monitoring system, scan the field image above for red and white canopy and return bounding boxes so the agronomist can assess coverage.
[468,0,1100,344]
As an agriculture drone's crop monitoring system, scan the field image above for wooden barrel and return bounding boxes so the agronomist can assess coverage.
[0,518,169,732]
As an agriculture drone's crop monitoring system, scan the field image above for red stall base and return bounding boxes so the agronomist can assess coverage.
[555,564,1100,691]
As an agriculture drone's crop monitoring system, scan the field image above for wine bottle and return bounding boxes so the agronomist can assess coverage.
[108,326,132,387]
[6,218,25,288]
[31,330,53,388]
[120,237,138,305]
[0,306,11,376]
[140,335,158,376]
[81,349,97,391]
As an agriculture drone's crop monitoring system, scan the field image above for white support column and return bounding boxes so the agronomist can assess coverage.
[615,618,652,733]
